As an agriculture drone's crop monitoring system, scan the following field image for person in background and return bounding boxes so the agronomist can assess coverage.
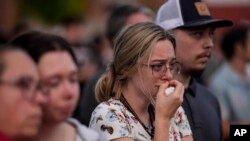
[79,4,154,126]
[61,16,85,47]
[9,31,107,141]
[90,22,193,141]
[72,45,102,120]
[0,45,47,141]
[105,4,154,47]
[209,24,250,141]
[156,0,233,140]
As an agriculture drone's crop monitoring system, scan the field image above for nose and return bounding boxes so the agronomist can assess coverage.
[34,90,48,105]
[203,32,214,49]
[161,67,173,81]
[206,38,213,49]
[62,80,79,101]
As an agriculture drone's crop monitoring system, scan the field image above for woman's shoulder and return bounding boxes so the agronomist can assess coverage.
[92,98,125,113]
[90,98,131,124]
[173,106,187,122]
[89,99,136,140]
[68,118,107,141]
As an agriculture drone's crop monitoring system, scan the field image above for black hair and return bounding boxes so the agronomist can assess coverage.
[106,4,154,46]
[220,25,250,60]
[9,31,77,65]
[61,16,83,27]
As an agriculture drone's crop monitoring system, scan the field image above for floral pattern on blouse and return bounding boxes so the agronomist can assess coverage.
[89,98,192,141]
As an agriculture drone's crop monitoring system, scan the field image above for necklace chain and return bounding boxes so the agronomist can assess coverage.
[120,95,155,139]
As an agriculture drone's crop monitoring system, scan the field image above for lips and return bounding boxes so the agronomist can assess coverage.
[29,112,42,126]
[60,105,75,116]
[197,52,211,62]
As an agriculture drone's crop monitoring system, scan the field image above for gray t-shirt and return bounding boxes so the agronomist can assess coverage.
[68,118,108,141]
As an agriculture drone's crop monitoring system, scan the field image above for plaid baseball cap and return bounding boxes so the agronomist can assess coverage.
[155,0,233,30]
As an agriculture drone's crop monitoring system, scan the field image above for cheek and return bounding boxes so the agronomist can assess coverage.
[42,91,60,119]
[69,82,80,97]
[142,73,158,95]
[43,88,62,113]
[47,88,60,102]
[47,83,80,104]
[176,46,196,63]
[0,90,42,135]
[176,37,199,60]
[74,83,80,94]
[0,92,28,122]
[11,102,35,132]
[72,84,80,103]
[2,102,23,127]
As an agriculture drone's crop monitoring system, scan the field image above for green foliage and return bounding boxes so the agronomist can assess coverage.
[19,0,86,24]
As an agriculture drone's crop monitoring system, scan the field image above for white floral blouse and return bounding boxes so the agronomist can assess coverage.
[89,98,192,141]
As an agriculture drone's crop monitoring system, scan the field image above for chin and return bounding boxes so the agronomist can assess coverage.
[18,127,39,138]
[57,113,71,122]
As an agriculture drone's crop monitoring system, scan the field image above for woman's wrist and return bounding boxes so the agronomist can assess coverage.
[153,118,171,141]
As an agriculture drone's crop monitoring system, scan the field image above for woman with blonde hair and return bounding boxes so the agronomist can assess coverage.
[90,22,193,141]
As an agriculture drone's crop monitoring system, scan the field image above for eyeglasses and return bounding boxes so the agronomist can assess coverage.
[0,77,49,101]
[142,61,182,78]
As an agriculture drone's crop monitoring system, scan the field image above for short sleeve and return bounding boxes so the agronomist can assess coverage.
[174,106,192,137]
[89,101,133,140]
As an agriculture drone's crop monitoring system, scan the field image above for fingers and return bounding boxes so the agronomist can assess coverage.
[157,81,170,96]
[155,80,184,120]
[169,80,184,100]
[157,80,184,99]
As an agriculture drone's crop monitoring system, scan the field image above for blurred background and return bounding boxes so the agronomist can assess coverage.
[0,0,249,85]
[1,0,249,42]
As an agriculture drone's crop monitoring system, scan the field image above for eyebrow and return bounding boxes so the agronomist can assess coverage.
[43,70,79,80]
[17,76,35,81]
[150,58,177,63]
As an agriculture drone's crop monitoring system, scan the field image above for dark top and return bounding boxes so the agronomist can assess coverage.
[78,67,106,126]
[182,78,222,141]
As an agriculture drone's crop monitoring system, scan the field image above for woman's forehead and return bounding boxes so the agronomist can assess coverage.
[38,51,77,77]
[148,40,175,61]
[2,50,38,80]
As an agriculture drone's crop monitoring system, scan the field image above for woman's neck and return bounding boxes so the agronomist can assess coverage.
[122,84,151,126]
[35,121,75,141]
[38,121,64,140]
[122,86,150,115]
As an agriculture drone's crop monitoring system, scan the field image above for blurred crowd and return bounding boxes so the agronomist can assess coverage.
[0,0,250,141]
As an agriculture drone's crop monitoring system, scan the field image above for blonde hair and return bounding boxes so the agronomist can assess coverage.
[95,22,175,102]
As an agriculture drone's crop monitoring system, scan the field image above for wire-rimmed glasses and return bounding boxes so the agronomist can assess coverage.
[142,61,182,78]
[0,77,49,101]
